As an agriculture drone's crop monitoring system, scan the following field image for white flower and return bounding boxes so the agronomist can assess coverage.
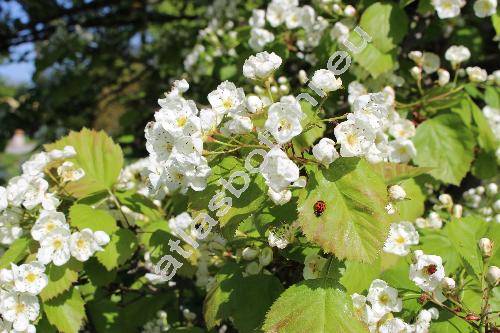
[221,115,253,135]
[266,0,298,27]
[410,250,446,292]
[31,210,68,242]
[442,276,456,289]
[379,318,413,333]
[0,187,7,212]
[310,69,342,93]
[243,52,282,80]
[445,45,471,66]
[21,177,49,211]
[367,279,402,317]
[347,81,367,105]
[0,209,23,245]
[334,120,375,157]
[432,0,462,18]
[343,4,356,16]
[57,161,85,182]
[420,52,440,74]
[246,95,267,114]
[261,147,300,193]
[249,28,275,51]
[330,22,349,42]
[409,51,423,64]
[388,139,416,163]
[383,222,419,256]
[0,292,39,331]
[350,94,390,132]
[351,294,380,326]
[389,185,407,201]
[155,94,200,137]
[418,212,443,229]
[267,188,292,205]
[466,66,488,82]
[268,231,289,249]
[21,152,50,178]
[168,212,193,235]
[312,138,339,166]
[37,227,71,266]
[47,145,76,160]
[389,119,416,139]
[5,177,27,207]
[12,262,48,296]
[208,81,246,116]
[70,229,109,262]
[265,97,305,144]
[474,0,497,17]
[438,69,450,86]
[199,108,220,134]
[249,9,266,28]
[413,309,434,333]
[303,254,327,280]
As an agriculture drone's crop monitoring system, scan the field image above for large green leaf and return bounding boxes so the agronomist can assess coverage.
[262,279,368,333]
[359,2,409,53]
[340,259,381,294]
[44,128,124,198]
[352,44,396,78]
[204,263,283,332]
[69,204,118,234]
[95,228,138,270]
[413,114,475,185]
[394,179,425,221]
[372,162,431,185]
[43,288,86,333]
[40,260,83,301]
[0,237,34,269]
[297,158,389,263]
[292,101,325,151]
[189,156,267,238]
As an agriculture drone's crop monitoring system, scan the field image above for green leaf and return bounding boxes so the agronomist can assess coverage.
[44,288,86,333]
[492,13,500,36]
[84,258,117,286]
[115,190,162,221]
[359,2,409,53]
[44,128,124,198]
[352,44,396,78]
[340,259,381,294]
[87,299,122,333]
[372,162,431,185]
[484,86,500,108]
[263,279,368,333]
[298,158,389,263]
[394,179,425,221]
[418,229,462,274]
[40,260,83,301]
[413,114,475,185]
[189,156,267,238]
[0,237,34,269]
[469,98,497,152]
[69,204,118,234]
[95,228,138,270]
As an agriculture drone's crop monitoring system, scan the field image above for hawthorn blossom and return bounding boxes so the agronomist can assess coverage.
[409,250,446,292]
[383,222,419,256]
[243,52,282,80]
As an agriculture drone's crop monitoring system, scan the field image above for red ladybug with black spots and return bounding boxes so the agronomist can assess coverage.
[313,200,326,217]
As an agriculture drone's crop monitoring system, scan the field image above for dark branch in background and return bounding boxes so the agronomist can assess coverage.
[0,0,200,51]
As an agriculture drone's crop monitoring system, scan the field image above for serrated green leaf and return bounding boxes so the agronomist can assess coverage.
[44,288,86,333]
[352,44,396,78]
[373,162,431,185]
[115,190,162,221]
[44,128,124,198]
[413,114,475,185]
[469,98,497,152]
[0,237,34,269]
[263,279,368,333]
[298,158,389,263]
[359,2,409,53]
[484,86,500,108]
[69,204,118,234]
[95,228,138,270]
[394,179,425,221]
[87,299,122,333]
[40,260,83,301]
[84,258,117,286]
[292,101,325,151]
[340,259,381,294]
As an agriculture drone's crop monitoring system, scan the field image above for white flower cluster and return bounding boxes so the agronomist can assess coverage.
[352,279,438,332]
[383,222,419,256]
[432,0,496,19]
[336,85,417,164]
[482,106,500,141]
[0,146,80,247]
[462,183,500,223]
[141,310,170,333]
[144,80,212,196]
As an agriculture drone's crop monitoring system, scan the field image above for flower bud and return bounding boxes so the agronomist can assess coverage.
[385,203,396,215]
[388,185,406,201]
[486,266,500,286]
[410,66,422,79]
[486,183,498,196]
[441,277,456,289]
[245,261,261,275]
[452,204,463,218]
[438,194,453,207]
[242,247,259,261]
[478,238,493,257]
[259,247,273,266]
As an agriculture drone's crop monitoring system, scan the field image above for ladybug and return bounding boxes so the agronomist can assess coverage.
[313,200,326,217]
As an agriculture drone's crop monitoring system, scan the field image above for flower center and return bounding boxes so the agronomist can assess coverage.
[26,272,37,283]
[347,133,358,146]
[222,98,233,109]
[46,222,55,232]
[15,303,25,314]
[77,239,86,249]
[395,235,406,244]
[278,119,291,131]
[53,239,63,249]
[425,264,437,275]
[379,293,390,305]
[177,116,187,128]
